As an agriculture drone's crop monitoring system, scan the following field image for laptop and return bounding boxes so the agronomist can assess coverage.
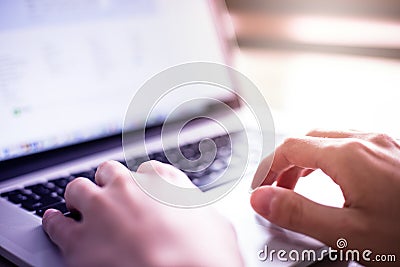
[0,0,325,266]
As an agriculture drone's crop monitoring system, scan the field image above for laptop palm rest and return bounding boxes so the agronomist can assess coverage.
[0,200,63,267]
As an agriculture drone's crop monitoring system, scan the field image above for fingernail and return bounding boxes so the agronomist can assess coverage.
[43,208,58,219]
[250,170,277,191]
[251,187,275,217]
[42,209,58,231]
[250,175,264,191]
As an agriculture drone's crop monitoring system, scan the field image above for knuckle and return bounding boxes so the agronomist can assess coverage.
[137,160,166,175]
[112,172,129,187]
[66,177,81,189]
[98,160,129,186]
[109,174,131,193]
[98,160,118,174]
[282,137,299,147]
[321,140,340,155]
[335,138,371,165]
[341,138,366,153]
[67,177,91,192]
[65,177,87,194]
[367,133,394,146]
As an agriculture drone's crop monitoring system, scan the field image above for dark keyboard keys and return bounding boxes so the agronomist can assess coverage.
[21,198,43,211]
[53,186,65,196]
[25,184,51,196]
[8,193,28,204]
[149,152,169,163]
[36,202,68,217]
[49,177,69,188]
[180,144,197,159]
[64,210,82,221]
[1,133,233,217]
[1,189,24,198]
[213,135,230,148]
[127,156,148,171]
[37,195,63,207]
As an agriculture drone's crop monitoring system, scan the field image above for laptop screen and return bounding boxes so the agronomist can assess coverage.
[0,0,235,162]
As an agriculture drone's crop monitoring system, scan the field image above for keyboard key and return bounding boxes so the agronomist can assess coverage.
[149,152,168,163]
[64,210,82,221]
[36,202,68,217]
[52,186,65,196]
[37,195,63,207]
[213,135,230,148]
[25,184,51,196]
[8,193,28,204]
[49,177,69,188]
[132,156,148,165]
[163,148,180,162]
[1,189,29,198]
[185,169,211,180]
[44,182,56,190]
[127,156,148,171]
[0,191,12,198]
[180,145,197,159]
[217,147,231,157]
[208,159,228,172]
[21,199,43,211]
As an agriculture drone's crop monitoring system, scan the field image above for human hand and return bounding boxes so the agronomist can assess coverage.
[250,130,400,266]
[42,160,244,267]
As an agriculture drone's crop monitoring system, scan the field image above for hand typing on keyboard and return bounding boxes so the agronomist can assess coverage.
[42,160,244,267]
[251,130,400,266]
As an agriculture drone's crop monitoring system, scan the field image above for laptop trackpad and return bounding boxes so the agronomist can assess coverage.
[0,200,63,266]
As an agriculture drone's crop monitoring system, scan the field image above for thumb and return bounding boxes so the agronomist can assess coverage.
[250,186,351,247]
[42,209,77,251]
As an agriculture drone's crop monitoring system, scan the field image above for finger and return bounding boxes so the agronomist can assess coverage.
[137,160,195,188]
[42,209,77,251]
[300,168,314,177]
[253,136,346,189]
[252,153,275,189]
[64,178,100,212]
[276,166,303,189]
[306,129,398,148]
[307,129,362,139]
[275,167,315,189]
[250,186,355,248]
[95,160,132,187]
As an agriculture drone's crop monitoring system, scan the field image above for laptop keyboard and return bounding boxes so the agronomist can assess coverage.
[0,134,232,218]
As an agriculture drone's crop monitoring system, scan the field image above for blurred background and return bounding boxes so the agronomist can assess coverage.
[225,0,400,136]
